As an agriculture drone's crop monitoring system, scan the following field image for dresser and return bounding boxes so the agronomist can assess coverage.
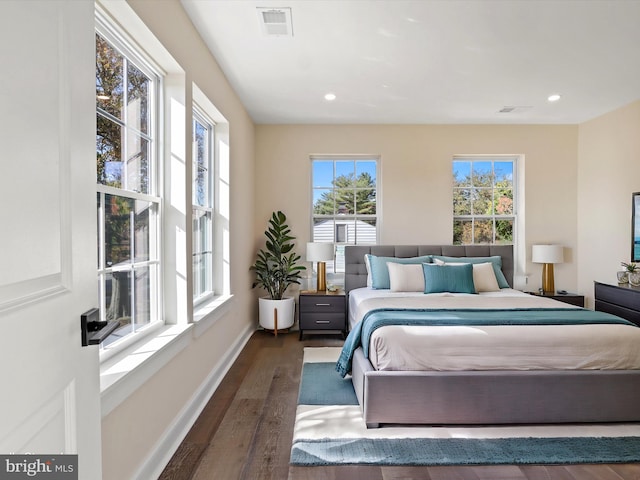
[594,281,640,326]
[298,290,346,340]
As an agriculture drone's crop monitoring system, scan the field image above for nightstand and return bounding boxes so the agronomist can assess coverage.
[529,292,585,307]
[299,290,346,340]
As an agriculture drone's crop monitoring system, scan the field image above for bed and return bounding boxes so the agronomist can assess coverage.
[340,244,640,428]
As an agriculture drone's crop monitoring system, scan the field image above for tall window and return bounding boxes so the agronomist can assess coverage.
[452,157,515,245]
[193,109,214,302]
[96,31,160,345]
[311,157,378,273]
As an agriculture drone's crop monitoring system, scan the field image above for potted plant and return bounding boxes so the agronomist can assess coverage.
[621,262,640,286]
[251,211,306,332]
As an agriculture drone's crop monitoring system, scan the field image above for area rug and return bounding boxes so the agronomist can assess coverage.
[290,347,640,466]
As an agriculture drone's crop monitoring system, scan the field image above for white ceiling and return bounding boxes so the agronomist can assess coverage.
[181,0,640,125]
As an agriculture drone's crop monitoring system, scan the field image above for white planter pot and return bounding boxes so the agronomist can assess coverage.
[258,297,295,331]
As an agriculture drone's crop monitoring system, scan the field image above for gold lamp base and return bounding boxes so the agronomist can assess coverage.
[541,263,555,294]
[316,261,327,291]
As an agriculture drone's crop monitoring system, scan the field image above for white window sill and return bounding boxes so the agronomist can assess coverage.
[193,294,234,337]
[100,323,192,417]
[99,294,234,418]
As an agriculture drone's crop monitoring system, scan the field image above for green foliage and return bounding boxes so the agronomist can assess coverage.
[313,172,376,215]
[453,168,514,244]
[250,211,306,300]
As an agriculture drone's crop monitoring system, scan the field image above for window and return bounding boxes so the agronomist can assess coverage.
[193,109,215,303]
[96,30,161,346]
[311,157,378,274]
[452,157,515,245]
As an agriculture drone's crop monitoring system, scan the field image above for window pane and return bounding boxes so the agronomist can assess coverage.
[127,62,150,135]
[495,219,513,244]
[133,200,151,262]
[313,188,333,215]
[473,188,493,215]
[96,34,123,120]
[355,218,376,244]
[312,161,334,188]
[453,188,472,215]
[453,219,472,245]
[453,161,471,187]
[193,208,212,298]
[313,218,335,243]
[105,194,133,267]
[134,266,151,328]
[335,160,354,179]
[496,188,513,215]
[105,270,131,322]
[335,190,354,214]
[356,161,377,184]
[193,119,210,208]
[97,114,122,187]
[472,161,492,187]
[126,133,150,194]
[474,219,494,243]
[355,173,376,215]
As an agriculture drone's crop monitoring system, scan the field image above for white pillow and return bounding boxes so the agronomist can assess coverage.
[433,259,500,292]
[387,262,425,292]
[364,254,372,287]
[471,262,501,292]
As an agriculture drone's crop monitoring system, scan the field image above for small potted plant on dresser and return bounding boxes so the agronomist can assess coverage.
[621,262,640,286]
[250,211,306,334]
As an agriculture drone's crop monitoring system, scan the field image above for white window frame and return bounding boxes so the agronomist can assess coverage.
[310,155,379,279]
[452,155,517,245]
[96,17,163,350]
[192,107,215,305]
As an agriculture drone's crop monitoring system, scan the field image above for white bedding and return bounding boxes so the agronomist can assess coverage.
[348,287,640,372]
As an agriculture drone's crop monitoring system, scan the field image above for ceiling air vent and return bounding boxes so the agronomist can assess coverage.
[499,106,532,114]
[257,7,293,37]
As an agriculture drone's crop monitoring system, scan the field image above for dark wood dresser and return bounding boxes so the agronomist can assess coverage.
[594,281,640,326]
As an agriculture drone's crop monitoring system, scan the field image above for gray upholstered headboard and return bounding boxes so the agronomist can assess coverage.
[344,244,514,294]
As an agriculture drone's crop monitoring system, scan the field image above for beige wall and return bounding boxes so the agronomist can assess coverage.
[256,124,579,292]
[577,100,640,307]
[101,1,256,479]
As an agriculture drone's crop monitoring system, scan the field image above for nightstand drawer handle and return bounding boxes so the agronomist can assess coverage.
[315,320,331,324]
[315,303,332,306]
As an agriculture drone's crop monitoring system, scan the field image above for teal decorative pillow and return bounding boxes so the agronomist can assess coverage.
[422,263,476,294]
[366,254,432,289]
[432,255,509,289]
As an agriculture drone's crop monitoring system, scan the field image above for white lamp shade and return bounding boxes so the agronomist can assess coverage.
[306,242,334,262]
[532,245,564,264]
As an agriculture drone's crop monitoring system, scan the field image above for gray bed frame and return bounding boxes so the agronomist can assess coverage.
[345,245,640,428]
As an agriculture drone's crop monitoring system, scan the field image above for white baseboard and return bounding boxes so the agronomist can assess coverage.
[133,322,255,480]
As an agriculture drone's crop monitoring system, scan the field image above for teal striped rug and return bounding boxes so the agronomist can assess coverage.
[291,348,640,466]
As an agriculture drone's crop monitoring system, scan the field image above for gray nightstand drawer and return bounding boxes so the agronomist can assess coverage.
[299,313,345,330]
[299,295,345,313]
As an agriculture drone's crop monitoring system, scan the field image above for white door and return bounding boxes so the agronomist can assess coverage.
[0,1,102,479]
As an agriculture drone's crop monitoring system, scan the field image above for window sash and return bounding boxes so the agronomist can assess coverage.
[311,157,379,275]
[192,108,215,302]
[96,26,162,346]
[452,157,516,245]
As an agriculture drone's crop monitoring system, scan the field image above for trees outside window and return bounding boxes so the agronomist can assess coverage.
[96,30,160,345]
[452,158,515,245]
[311,157,378,274]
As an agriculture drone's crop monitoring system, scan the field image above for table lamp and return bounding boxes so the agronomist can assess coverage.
[306,242,334,291]
[532,244,564,294]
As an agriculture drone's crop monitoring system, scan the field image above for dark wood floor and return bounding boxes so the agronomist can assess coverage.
[159,331,640,480]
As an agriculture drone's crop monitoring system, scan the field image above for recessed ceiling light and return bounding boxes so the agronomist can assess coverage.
[324,93,336,101]
[547,94,561,102]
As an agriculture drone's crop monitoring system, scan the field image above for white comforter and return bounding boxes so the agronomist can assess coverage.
[348,288,640,372]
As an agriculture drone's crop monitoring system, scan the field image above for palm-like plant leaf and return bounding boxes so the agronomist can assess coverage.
[250,211,306,300]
